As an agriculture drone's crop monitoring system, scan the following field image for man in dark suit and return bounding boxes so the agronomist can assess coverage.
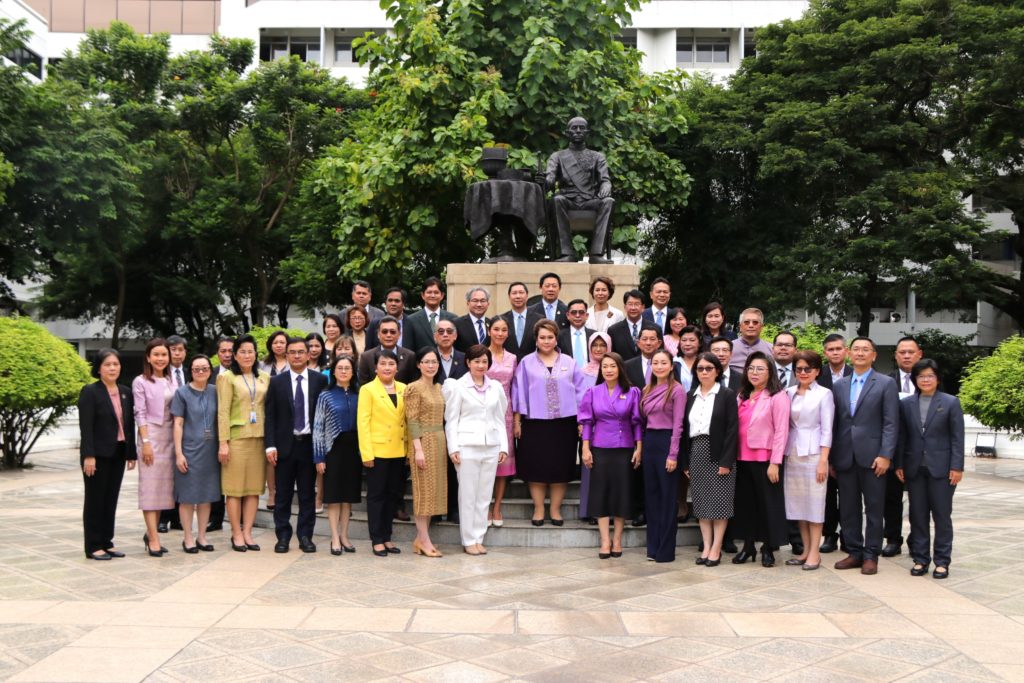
[357,317,417,385]
[830,336,900,575]
[341,280,385,332]
[709,336,743,391]
[817,333,853,553]
[882,335,923,557]
[642,277,672,334]
[435,320,467,382]
[404,276,457,352]
[501,281,544,359]
[454,286,491,353]
[368,287,412,350]
[529,272,569,329]
[264,337,328,553]
[772,331,800,388]
[208,335,234,532]
[557,299,596,366]
[607,289,648,361]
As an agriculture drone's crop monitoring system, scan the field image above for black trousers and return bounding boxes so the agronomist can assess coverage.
[643,430,678,562]
[159,506,180,526]
[446,457,460,519]
[630,464,646,520]
[82,446,126,555]
[837,465,886,561]
[208,497,225,527]
[273,436,316,541]
[883,468,905,544]
[393,462,409,514]
[823,474,841,538]
[366,458,405,544]
[906,472,956,567]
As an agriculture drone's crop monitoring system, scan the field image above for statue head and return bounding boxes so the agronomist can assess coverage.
[565,117,589,145]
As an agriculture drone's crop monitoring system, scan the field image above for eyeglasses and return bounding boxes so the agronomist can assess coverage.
[192,367,211,373]
[747,366,769,374]
[695,366,717,373]
[379,329,398,335]
[794,366,814,374]
[468,298,489,304]
[568,310,587,316]
[436,329,455,335]
[774,342,795,348]
[420,360,439,366]
[741,320,761,326]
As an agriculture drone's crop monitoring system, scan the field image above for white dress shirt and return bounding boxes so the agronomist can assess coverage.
[290,368,311,435]
[688,382,721,437]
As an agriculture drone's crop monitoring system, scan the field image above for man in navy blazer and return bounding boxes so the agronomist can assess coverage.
[642,277,672,334]
[265,337,328,553]
[830,336,900,575]
[403,276,458,352]
[529,272,569,329]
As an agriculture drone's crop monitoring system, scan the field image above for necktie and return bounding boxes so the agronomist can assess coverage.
[778,366,787,384]
[631,323,639,340]
[573,330,585,368]
[902,374,911,393]
[720,371,728,387]
[656,310,663,330]
[850,377,862,416]
[515,314,524,345]
[644,359,652,384]
[293,375,305,432]
[546,303,554,321]
[175,368,183,387]
[429,312,437,333]
[476,319,485,344]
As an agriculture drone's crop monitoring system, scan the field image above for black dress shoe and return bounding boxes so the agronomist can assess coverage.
[299,537,317,553]
[157,522,169,533]
[197,543,214,552]
[881,543,902,557]
[910,563,929,576]
[820,535,839,554]
[933,566,949,579]
[394,509,410,521]
[705,558,721,567]
[447,514,460,524]
[342,544,356,553]
[372,547,388,557]
[385,546,401,554]
[274,540,290,553]
[231,541,247,552]
[696,556,707,565]
[206,523,224,532]
[182,541,199,554]
[722,540,739,553]
[88,551,113,560]
[761,549,776,567]
[245,543,261,551]
[531,518,544,527]
[631,514,646,527]
[104,549,125,558]
[791,543,805,557]
[550,518,564,527]
[733,547,757,564]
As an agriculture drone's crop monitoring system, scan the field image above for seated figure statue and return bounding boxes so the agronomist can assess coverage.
[543,117,614,264]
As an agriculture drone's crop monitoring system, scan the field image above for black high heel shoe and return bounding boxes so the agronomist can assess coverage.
[182,541,199,554]
[231,540,248,552]
[761,548,776,568]
[143,535,163,558]
[732,546,757,564]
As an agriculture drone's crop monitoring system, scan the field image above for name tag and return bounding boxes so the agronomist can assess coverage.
[249,411,258,424]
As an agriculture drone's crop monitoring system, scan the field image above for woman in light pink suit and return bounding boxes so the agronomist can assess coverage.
[485,317,517,526]
[133,338,176,557]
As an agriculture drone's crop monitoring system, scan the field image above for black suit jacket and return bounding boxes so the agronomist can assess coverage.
[214,365,232,379]
[78,382,138,461]
[624,355,681,390]
[896,392,965,478]
[607,319,658,362]
[264,370,328,459]
[500,309,545,359]
[719,368,744,392]
[438,350,468,381]
[454,314,490,353]
[529,299,569,329]
[357,345,418,385]
[558,326,597,360]
[680,385,738,470]
[404,308,458,353]
[168,364,192,388]
[367,317,415,351]
[817,364,852,389]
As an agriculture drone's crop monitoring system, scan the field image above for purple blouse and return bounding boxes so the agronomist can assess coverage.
[578,385,643,448]
[640,382,686,461]
[511,351,590,419]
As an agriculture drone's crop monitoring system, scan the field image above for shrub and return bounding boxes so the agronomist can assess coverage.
[904,328,987,395]
[761,322,832,353]
[960,335,1024,436]
[0,316,92,468]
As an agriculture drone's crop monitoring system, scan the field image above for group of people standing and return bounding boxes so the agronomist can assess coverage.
[78,273,965,580]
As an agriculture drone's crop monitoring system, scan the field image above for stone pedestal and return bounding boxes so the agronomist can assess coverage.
[446,262,640,315]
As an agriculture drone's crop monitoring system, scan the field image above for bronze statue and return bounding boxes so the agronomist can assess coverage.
[543,117,614,264]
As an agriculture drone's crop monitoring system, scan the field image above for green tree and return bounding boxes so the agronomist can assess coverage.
[0,316,92,468]
[761,322,830,352]
[905,328,986,394]
[299,0,690,292]
[959,335,1024,435]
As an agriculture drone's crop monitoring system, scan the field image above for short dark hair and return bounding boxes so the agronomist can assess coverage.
[910,358,941,389]
[465,344,492,368]
[166,335,187,348]
[508,281,528,296]
[896,335,921,350]
[678,325,703,355]
[264,330,289,364]
[323,313,344,336]
[91,348,121,379]
[740,351,783,399]
[623,289,645,305]
[850,336,877,352]
[773,330,798,346]
[533,318,559,339]
[669,306,687,321]
[694,352,723,382]
[378,315,400,332]
[415,347,443,384]
[539,272,561,287]
[823,333,846,346]
[650,276,671,290]
[567,298,587,311]
[589,276,615,297]
[637,322,663,342]
[352,280,372,293]
[793,349,822,371]
[708,335,733,351]
[384,287,407,305]
[423,276,444,293]
[286,336,309,350]
[216,335,234,350]
[189,353,213,373]
[329,353,359,391]
[375,349,399,367]
[231,334,260,377]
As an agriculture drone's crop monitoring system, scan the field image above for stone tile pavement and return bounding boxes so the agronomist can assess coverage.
[0,450,1021,681]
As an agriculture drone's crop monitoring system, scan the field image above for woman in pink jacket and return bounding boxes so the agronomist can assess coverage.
[732,351,791,568]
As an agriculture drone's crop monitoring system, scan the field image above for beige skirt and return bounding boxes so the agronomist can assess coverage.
[221,437,267,497]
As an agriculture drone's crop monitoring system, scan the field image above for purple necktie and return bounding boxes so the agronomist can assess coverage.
[293,375,305,432]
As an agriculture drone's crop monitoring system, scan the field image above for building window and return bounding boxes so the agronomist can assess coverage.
[696,38,730,64]
[335,38,355,64]
[676,38,693,65]
[290,40,321,64]
[259,38,289,62]
[259,36,320,63]
[744,40,756,59]
[6,46,43,79]
[617,34,637,50]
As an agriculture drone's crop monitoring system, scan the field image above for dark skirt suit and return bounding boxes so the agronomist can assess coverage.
[78,382,137,556]
[896,392,965,569]
[641,382,687,563]
[734,391,791,548]
[681,384,738,525]
[577,385,643,519]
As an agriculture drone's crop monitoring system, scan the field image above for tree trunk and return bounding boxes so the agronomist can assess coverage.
[110,267,127,348]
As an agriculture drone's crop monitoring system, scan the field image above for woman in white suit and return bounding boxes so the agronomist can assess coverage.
[443,345,509,556]
[783,350,835,570]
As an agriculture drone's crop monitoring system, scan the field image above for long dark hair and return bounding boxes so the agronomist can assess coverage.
[142,338,171,382]
[230,334,261,377]
[701,301,727,337]
[306,332,326,369]
[599,351,631,392]
[329,353,359,392]
[739,351,782,399]
[263,330,288,365]
[642,349,678,399]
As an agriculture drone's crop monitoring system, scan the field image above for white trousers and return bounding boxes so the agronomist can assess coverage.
[456,445,500,546]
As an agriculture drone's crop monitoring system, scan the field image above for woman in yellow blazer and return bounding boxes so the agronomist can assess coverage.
[357,350,408,557]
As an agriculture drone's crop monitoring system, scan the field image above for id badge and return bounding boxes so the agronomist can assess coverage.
[203,429,213,441]
[249,410,257,424]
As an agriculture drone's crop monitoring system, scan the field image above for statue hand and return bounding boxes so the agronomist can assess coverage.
[597,186,611,199]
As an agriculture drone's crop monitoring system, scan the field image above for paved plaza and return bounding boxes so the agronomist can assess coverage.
[0,450,1022,682]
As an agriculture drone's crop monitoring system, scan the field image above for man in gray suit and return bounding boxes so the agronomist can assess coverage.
[830,336,900,575]
[772,331,800,388]
[404,276,457,352]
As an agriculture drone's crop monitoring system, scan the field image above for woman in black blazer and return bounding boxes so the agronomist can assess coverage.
[78,349,137,560]
[895,359,964,580]
[681,353,739,567]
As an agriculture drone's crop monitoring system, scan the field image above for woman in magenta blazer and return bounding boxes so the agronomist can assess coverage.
[733,351,791,567]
